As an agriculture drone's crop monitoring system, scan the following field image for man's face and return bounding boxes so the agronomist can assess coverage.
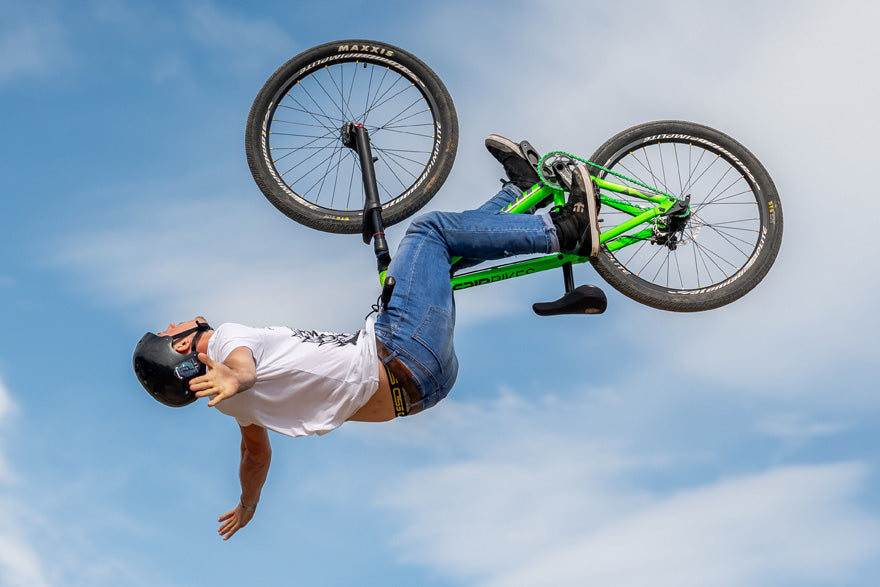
[157,319,204,338]
[157,317,208,353]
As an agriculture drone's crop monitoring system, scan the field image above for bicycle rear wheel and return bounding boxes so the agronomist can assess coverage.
[246,40,458,233]
[588,121,783,311]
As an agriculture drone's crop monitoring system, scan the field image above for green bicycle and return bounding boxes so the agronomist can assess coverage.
[245,40,783,313]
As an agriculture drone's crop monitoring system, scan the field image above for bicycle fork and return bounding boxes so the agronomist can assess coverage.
[341,122,396,307]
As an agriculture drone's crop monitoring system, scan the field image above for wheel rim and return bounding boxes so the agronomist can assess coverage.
[263,56,443,215]
[598,138,765,293]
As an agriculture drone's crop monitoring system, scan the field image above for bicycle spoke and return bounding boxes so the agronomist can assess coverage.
[276,101,339,129]
[673,142,684,196]
[283,92,340,135]
[377,108,433,129]
[362,69,399,125]
[600,136,771,291]
[325,63,358,123]
[692,238,739,273]
[259,56,444,214]
[271,118,334,130]
[381,122,435,131]
[302,148,352,201]
[298,82,344,131]
[328,145,346,209]
[700,223,757,255]
[289,147,340,188]
[311,68,349,123]
[682,145,707,196]
[316,141,346,206]
[693,238,723,283]
[277,135,338,176]
[657,143,669,195]
[620,239,650,266]
[362,64,393,121]
[634,243,666,278]
[374,97,426,130]
[375,149,430,168]
[673,249,685,288]
[370,146,433,154]
[377,150,415,189]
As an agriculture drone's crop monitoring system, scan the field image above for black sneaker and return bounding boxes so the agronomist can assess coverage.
[550,165,600,258]
[485,134,540,191]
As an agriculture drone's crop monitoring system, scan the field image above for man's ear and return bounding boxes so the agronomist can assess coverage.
[173,335,194,353]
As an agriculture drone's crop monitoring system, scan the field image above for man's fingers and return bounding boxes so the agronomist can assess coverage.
[198,353,215,368]
[189,380,212,391]
[219,517,240,540]
[189,374,208,386]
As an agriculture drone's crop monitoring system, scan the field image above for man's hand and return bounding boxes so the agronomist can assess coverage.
[190,347,256,407]
[190,353,241,407]
[218,502,256,541]
[218,425,270,541]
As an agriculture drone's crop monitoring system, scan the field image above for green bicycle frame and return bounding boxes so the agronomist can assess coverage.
[445,175,682,291]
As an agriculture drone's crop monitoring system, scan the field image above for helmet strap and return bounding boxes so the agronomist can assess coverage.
[170,321,213,353]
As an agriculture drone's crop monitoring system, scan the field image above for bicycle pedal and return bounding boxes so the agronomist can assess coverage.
[552,162,574,190]
[519,140,541,168]
[532,285,607,316]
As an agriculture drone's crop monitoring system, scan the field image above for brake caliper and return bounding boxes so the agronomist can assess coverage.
[652,195,691,250]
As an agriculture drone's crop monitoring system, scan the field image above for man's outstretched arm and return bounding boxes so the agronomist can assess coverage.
[218,424,272,540]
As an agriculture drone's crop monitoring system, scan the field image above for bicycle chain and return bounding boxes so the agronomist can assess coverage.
[537,150,673,198]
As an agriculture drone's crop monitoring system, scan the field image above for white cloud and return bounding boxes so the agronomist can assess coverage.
[53,178,379,332]
[755,412,850,439]
[429,0,880,397]
[0,18,69,85]
[0,379,50,587]
[184,1,297,73]
[485,463,878,587]
[48,1,879,410]
[0,379,17,482]
[0,378,163,586]
[0,526,50,587]
[373,392,880,586]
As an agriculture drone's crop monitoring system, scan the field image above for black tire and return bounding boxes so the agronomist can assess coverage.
[587,121,783,312]
[245,40,458,233]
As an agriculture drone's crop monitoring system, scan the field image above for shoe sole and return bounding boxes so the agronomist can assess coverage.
[485,134,523,158]
[572,165,600,258]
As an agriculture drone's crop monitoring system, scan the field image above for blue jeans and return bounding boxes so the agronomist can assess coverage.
[374,185,557,413]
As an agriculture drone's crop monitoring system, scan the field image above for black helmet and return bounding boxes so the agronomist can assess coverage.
[132,322,212,407]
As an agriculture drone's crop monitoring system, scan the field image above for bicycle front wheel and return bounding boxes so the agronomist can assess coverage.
[246,40,458,233]
[588,121,783,312]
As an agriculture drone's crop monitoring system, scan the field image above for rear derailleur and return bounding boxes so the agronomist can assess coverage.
[651,195,691,251]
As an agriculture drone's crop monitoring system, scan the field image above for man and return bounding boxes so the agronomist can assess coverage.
[132,136,601,540]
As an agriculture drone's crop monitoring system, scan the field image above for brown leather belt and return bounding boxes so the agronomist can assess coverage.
[376,338,422,417]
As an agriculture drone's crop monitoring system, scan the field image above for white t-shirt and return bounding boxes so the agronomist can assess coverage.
[206,316,379,437]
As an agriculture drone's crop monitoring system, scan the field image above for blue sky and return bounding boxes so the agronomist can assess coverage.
[2,1,879,585]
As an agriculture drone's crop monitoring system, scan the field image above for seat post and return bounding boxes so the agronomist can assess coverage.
[562,261,575,293]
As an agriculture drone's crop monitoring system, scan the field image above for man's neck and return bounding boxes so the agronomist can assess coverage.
[195,331,213,355]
